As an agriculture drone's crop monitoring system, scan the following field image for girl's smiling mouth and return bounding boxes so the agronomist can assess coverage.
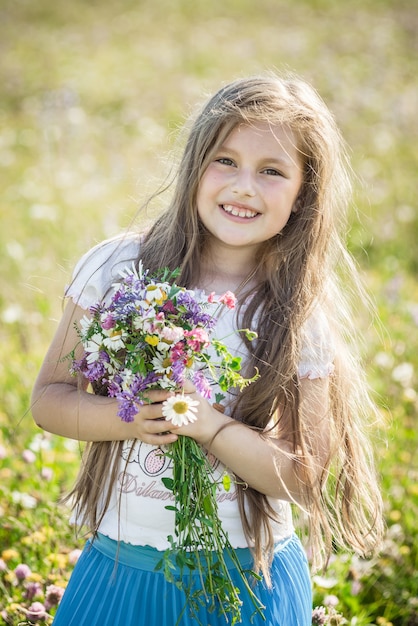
[221,204,259,219]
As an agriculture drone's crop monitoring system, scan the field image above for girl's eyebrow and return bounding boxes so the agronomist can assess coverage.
[216,144,296,168]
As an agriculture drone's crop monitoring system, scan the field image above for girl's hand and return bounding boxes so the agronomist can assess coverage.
[167,381,229,447]
[132,390,179,446]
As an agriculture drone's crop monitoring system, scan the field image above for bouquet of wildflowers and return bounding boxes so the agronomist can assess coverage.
[68,263,263,624]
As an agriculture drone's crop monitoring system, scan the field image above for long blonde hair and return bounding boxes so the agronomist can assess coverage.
[69,73,384,577]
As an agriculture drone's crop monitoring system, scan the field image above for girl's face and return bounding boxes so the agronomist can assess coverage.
[196,121,303,261]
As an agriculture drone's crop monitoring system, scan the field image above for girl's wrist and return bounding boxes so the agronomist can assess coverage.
[197,405,232,449]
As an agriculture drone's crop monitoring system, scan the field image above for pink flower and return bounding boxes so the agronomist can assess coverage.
[161,326,184,343]
[162,300,176,314]
[22,449,36,463]
[41,467,53,481]
[101,314,116,330]
[208,292,216,303]
[184,328,210,351]
[324,594,339,607]
[192,371,212,399]
[219,291,237,309]
[26,601,47,622]
[15,563,32,580]
[171,342,187,363]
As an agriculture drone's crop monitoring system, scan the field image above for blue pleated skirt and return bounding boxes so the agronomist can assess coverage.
[53,533,312,625]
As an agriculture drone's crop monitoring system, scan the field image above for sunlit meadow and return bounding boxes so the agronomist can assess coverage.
[1,0,417,624]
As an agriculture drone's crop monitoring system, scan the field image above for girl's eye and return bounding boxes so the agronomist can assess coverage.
[263,168,282,177]
[216,157,235,167]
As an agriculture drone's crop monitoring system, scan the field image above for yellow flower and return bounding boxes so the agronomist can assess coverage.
[46,553,68,568]
[41,526,55,538]
[22,530,47,545]
[2,548,19,562]
[28,572,43,583]
[145,335,159,346]
[54,579,68,588]
[389,510,401,522]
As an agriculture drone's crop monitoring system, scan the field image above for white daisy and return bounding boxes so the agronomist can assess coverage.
[152,352,173,375]
[103,330,126,352]
[84,332,105,363]
[79,315,94,338]
[162,394,199,427]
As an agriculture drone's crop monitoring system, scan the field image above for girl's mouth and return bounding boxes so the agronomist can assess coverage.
[221,204,259,219]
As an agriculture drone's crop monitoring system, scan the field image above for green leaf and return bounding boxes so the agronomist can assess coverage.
[161,477,174,490]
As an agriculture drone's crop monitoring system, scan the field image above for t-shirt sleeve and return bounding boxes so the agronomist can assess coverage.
[65,233,141,310]
[298,308,335,380]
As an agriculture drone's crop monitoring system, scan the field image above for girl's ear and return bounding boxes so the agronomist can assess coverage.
[291,196,302,213]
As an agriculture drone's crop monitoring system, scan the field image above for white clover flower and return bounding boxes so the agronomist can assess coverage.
[11,491,37,509]
[391,362,414,387]
[162,394,199,427]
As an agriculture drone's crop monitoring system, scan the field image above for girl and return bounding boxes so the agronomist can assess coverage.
[32,73,384,626]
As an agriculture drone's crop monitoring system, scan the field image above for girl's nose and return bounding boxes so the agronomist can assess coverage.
[231,169,256,197]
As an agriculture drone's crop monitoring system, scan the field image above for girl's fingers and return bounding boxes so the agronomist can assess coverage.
[142,389,171,404]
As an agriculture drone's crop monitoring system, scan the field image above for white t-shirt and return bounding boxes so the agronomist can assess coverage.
[66,233,334,549]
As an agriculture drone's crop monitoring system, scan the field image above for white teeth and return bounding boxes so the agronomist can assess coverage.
[222,204,258,219]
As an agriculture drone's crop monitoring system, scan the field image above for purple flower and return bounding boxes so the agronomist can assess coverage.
[107,376,123,397]
[101,314,116,330]
[117,394,138,422]
[70,357,87,375]
[15,563,32,580]
[26,601,47,622]
[171,359,186,385]
[84,358,108,383]
[45,584,65,608]
[177,292,216,329]
[192,371,212,399]
[24,581,43,600]
[130,371,160,396]
[115,372,160,422]
[311,606,327,626]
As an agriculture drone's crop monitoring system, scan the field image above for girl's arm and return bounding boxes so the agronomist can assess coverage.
[175,377,330,503]
[31,300,179,445]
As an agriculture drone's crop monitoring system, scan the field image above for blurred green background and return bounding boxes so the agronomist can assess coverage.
[0,0,417,624]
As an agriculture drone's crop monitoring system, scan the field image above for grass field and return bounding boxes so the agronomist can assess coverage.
[0,0,417,623]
